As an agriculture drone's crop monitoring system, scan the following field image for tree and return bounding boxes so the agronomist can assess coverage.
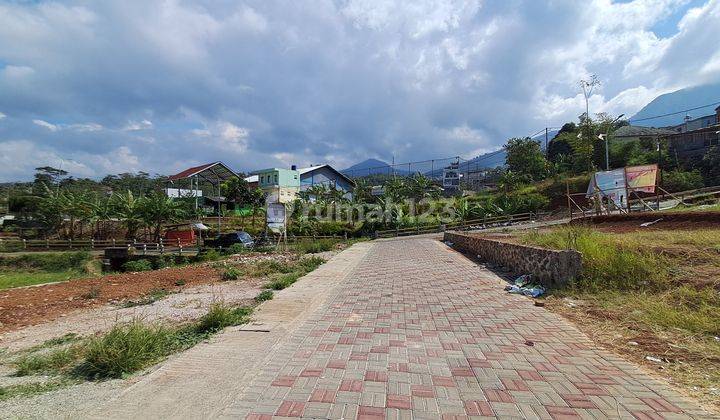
[32,166,68,195]
[701,146,720,186]
[113,191,143,239]
[138,192,187,241]
[221,177,254,206]
[504,137,548,181]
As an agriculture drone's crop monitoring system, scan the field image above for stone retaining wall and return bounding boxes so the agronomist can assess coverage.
[444,231,582,287]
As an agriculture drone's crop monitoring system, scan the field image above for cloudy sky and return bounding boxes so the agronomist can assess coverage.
[1,0,719,181]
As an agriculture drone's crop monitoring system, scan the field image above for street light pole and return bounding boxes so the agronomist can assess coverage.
[602,113,625,171]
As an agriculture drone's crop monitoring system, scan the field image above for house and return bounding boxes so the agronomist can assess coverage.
[667,107,719,133]
[251,168,301,203]
[663,106,720,161]
[612,126,676,143]
[298,164,355,194]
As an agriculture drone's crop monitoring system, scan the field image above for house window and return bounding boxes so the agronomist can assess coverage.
[274,174,278,183]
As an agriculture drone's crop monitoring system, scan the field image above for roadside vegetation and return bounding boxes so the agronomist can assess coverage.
[0,249,327,402]
[521,226,720,407]
[0,251,96,290]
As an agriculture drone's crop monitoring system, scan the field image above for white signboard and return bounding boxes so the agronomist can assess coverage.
[165,188,202,198]
[266,203,286,233]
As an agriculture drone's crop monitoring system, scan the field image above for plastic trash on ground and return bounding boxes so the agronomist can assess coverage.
[505,275,545,298]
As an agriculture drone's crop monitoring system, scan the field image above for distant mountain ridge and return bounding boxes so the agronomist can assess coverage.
[341,158,408,176]
[631,83,720,127]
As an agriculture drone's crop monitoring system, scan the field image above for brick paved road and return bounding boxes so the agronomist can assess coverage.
[220,238,707,419]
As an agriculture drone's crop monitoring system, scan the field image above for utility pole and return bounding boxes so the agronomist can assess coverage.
[545,127,548,153]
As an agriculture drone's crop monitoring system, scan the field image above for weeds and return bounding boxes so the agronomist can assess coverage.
[221,267,241,281]
[76,322,177,379]
[194,304,252,334]
[122,259,153,272]
[522,226,667,290]
[254,290,273,303]
[291,238,338,254]
[122,288,170,308]
[15,347,83,376]
[0,381,72,401]
[81,285,101,300]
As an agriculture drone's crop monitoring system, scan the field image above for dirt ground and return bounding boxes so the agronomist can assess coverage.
[0,252,295,335]
[571,211,720,233]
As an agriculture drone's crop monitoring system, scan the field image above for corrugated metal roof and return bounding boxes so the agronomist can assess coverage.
[613,126,676,138]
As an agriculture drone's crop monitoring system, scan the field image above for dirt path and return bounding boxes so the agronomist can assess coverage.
[74,238,710,419]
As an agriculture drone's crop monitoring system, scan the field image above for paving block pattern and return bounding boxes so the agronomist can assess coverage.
[220,238,707,419]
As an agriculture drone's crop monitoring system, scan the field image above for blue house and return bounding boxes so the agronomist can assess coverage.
[298,164,355,195]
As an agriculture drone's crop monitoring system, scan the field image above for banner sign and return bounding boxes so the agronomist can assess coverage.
[586,169,626,208]
[586,164,659,208]
[625,164,658,193]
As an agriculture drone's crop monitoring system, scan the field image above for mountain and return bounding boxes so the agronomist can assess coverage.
[342,158,408,177]
[631,83,720,127]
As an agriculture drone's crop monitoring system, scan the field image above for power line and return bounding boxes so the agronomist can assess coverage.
[628,100,720,123]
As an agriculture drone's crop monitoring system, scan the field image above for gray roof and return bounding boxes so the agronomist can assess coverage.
[613,125,676,138]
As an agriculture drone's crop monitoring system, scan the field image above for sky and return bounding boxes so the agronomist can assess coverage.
[1,0,719,182]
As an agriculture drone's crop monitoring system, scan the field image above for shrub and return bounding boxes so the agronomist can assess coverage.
[254,290,274,303]
[195,249,221,262]
[122,259,153,272]
[661,169,704,192]
[221,267,241,281]
[153,256,172,269]
[77,322,175,379]
[226,243,249,255]
[0,251,92,272]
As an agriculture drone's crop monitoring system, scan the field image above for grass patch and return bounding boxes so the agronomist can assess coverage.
[193,303,252,334]
[0,251,92,271]
[0,251,96,290]
[521,226,669,290]
[0,381,72,401]
[15,346,83,376]
[75,322,178,379]
[262,257,324,290]
[291,238,339,254]
[254,290,273,303]
[0,270,87,290]
[221,267,241,281]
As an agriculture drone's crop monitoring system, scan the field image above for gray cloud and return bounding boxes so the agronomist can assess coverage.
[0,0,719,181]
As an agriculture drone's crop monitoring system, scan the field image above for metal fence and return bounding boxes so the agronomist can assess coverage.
[341,154,504,192]
[375,212,547,238]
